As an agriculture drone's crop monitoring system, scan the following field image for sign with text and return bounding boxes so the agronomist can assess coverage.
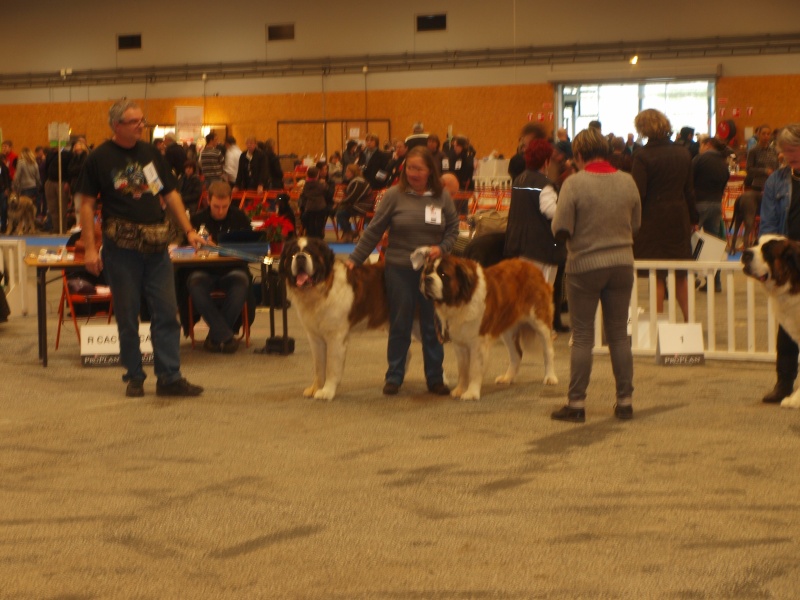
[656,323,705,366]
[175,106,204,144]
[80,323,153,367]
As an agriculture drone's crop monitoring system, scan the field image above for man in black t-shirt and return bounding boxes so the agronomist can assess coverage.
[75,99,204,399]
[186,181,252,353]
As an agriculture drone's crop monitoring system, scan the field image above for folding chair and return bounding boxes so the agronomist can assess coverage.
[55,270,114,350]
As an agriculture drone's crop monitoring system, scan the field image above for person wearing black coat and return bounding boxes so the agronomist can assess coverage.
[263,139,284,189]
[234,137,266,192]
[359,134,391,189]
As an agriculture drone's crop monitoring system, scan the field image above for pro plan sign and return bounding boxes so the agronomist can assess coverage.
[80,324,153,367]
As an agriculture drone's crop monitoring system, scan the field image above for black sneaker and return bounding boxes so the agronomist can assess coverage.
[383,382,400,395]
[762,382,794,404]
[614,404,633,420]
[203,338,222,353]
[221,338,240,354]
[156,378,204,397]
[126,380,145,397]
[551,405,585,423]
[427,382,451,396]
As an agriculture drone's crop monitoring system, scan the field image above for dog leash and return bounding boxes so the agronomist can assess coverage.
[200,242,273,264]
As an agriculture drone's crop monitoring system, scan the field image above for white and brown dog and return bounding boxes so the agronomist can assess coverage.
[280,236,395,401]
[421,255,558,401]
[7,193,37,236]
[742,234,800,408]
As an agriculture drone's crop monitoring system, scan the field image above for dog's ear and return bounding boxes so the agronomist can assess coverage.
[783,241,800,290]
[319,241,335,278]
[454,259,477,303]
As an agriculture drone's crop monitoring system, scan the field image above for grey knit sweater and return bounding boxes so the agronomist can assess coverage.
[349,185,459,268]
[551,168,641,274]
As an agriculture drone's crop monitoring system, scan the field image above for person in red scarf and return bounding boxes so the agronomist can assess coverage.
[550,127,642,424]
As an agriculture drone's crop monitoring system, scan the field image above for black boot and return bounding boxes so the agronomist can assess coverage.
[762,380,794,404]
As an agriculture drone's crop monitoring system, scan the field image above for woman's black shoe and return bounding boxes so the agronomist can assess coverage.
[551,405,585,423]
[383,382,400,395]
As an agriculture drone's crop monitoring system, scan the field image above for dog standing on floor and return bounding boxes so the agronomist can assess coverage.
[280,236,418,401]
[6,193,38,236]
[729,190,761,254]
[421,255,558,401]
[742,234,800,408]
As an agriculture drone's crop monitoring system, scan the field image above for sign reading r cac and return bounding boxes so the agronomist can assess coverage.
[80,323,153,367]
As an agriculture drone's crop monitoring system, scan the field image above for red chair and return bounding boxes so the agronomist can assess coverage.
[55,271,114,350]
[472,190,500,213]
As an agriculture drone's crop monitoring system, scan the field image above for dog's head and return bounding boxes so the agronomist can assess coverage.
[742,234,800,294]
[279,236,336,291]
[7,192,19,212]
[420,254,478,305]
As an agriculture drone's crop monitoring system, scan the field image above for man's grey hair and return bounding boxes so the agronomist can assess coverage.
[108,99,140,129]
[778,124,800,149]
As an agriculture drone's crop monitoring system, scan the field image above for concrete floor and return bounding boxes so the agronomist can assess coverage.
[2,266,800,599]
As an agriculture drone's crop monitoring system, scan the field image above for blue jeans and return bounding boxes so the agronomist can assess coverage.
[335,207,354,234]
[102,237,183,385]
[384,264,444,386]
[567,266,634,405]
[187,268,249,343]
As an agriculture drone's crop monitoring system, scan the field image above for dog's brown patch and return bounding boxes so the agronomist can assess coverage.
[346,263,389,328]
[764,238,800,294]
[480,259,553,337]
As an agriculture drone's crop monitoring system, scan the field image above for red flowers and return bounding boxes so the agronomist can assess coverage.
[255,213,295,242]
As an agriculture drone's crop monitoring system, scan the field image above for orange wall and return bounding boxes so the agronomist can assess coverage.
[3,75,796,158]
[0,83,554,159]
[716,74,800,145]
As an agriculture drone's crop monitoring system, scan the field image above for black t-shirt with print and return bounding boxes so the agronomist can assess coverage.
[75,139,177,224]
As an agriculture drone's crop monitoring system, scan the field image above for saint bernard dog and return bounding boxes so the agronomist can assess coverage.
[742,234,800,409]
[421,255,558,401]
[280,236,393,401]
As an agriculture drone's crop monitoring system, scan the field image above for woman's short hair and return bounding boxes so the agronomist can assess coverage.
[524,138,553,171]
[398,146,444,197]
[345,163,361,178]
[572,128,610,162]
[634,109,672,140]
[778,124,800,149]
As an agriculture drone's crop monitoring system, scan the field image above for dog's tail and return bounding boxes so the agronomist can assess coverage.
[513,323,543,356]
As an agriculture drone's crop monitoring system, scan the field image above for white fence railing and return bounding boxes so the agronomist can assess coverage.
[594,259,776,362]
[0,239,28,317]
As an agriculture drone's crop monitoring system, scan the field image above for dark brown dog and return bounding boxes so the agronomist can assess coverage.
[729,190,762,255]
[7,193,38,236]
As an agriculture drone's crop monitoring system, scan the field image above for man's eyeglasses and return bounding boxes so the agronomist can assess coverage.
[118,118,147,127]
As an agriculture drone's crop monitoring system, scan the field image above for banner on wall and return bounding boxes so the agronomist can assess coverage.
[175,106,203,144]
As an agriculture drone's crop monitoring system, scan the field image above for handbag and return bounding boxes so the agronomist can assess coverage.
[472,210,508,238]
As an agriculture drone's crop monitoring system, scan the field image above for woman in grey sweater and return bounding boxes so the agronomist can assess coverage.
[550,128,642,423]
[348,146,459,396]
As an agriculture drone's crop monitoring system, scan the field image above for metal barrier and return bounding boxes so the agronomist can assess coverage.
[0,239,28,317]
[594,259,776,362]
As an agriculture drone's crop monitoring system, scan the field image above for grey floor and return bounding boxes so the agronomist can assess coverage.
[2,277,800,599]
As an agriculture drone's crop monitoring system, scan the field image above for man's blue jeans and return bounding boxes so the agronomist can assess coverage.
[187,268,249,344]
[102,237,183,385]
[384,264,444,387]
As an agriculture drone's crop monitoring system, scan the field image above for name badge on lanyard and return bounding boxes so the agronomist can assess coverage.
[425,204,442,225]
[143,162,164,195]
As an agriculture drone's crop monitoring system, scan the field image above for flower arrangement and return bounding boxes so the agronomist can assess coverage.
[254,213,295,243]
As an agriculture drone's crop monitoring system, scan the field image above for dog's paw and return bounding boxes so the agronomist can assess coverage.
[543,374,559,386]
[495,374,513,385]
[459,388,481,401]
[302,385,317,398]
[780,394,800,409]
[450,386,465,398]
[313,388,336,402]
